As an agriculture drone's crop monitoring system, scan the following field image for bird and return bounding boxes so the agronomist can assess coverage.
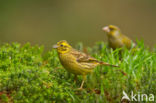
[53,40,118,89]
[102,25,136,50]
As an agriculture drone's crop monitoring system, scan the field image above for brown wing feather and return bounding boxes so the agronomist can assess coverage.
[70,49,99,63]
[70,49,118,67]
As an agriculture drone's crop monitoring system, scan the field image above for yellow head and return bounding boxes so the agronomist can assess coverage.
[102,25,121,37]
[53,40,72,54]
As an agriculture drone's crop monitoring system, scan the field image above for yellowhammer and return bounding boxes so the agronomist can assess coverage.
[53,40,118,89]
[102,25,136,50]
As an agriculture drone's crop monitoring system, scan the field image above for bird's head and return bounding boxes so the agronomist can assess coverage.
[53,40,72,54]
[102,25,121,37]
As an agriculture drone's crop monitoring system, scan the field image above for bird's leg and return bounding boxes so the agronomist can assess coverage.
[74,75,77,84]
[78,75,86,90]
[79,80,84,89]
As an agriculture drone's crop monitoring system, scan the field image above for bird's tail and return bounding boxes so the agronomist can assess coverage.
[98,61,127,76]
[99,62,119,67]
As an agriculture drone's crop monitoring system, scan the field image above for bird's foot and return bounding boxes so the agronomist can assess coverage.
[76,87,84,90]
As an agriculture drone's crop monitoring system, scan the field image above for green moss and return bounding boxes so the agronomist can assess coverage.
[0,41,155,103]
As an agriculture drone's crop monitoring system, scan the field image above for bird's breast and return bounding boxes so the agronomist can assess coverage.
[58,53,92,75]
[109,37,124,49]
[59,53,76,68]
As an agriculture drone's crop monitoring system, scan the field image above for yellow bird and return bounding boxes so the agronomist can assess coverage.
[102,25,136,50]
[53,40,118,89]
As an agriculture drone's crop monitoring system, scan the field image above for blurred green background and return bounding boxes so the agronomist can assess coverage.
[0,0,156,49]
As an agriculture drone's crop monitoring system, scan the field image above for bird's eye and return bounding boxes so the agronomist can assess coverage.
[60,44,63,47]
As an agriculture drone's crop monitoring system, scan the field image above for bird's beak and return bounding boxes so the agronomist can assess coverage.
[102,26,110,33]
[53,44,58,49]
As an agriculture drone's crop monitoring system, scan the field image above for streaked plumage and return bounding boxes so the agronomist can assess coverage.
[53,40,118,89]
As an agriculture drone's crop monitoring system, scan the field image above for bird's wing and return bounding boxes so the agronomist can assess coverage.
[70,49,99,63]
[70,49,118,67]
[121,35,133,49]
